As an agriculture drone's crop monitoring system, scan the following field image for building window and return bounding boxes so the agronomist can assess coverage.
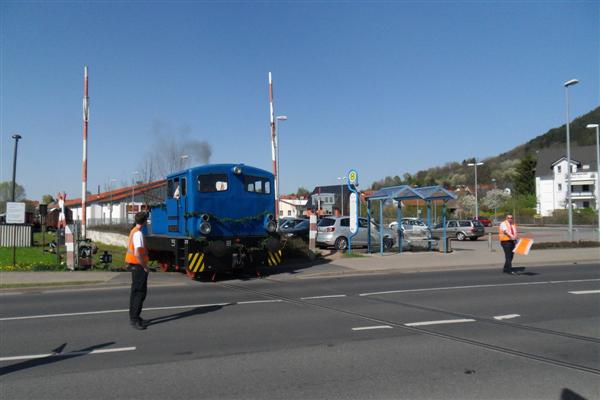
[557,166,561,173]
[287,210,292,216]
[582,185,590,192]
[583,201,590,208]
[572,165,577,173]
[558,183,562,191]
[279,210,283,216]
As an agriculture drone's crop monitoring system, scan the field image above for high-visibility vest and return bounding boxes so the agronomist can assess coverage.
[125,226,149,265]
[498,220,517,242]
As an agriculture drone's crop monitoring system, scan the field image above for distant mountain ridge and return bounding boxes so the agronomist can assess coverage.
[370,106,600,191]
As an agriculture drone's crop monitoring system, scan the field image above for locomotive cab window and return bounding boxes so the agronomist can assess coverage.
[244,175,271,194]
[169,178,186,199]
[197,173,228,192]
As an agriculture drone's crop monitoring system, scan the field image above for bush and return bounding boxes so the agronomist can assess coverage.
[548,209,599,225]
[532,240,600,250]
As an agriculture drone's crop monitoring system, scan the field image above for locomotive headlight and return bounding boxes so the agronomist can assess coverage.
[200,213,210,222]
[232,165,242,175]
[199,222,212,235]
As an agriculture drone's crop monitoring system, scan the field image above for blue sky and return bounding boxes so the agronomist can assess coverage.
[1,1,598,202]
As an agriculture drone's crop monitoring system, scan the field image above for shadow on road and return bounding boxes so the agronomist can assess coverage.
[513,267,539,276]
[0,342,115,376]
[560,388,588,400]
[145,305,226,327]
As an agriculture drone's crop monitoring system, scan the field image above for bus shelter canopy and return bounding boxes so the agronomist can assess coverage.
[367,185,456,202]
[366,185,457,255]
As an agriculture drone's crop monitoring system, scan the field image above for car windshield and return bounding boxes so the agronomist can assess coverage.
[318,218,336,227]
[296,220,309,228]
[281,219,301,229]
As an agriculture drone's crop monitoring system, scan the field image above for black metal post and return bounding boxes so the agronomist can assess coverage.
[10,134,22,268]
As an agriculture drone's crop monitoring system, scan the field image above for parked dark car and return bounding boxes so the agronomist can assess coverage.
[473,216,492,227]
[277,218,310,241]
[431,219,485,241]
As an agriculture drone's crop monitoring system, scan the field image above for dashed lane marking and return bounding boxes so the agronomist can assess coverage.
[568,290,600,295]
[301,295,347,300]
[494,314,521,320]
[359,279,600,297]
[352,325,393,331]
[0,347,136,362]
[404,318,476,327]
[236,300,283,305]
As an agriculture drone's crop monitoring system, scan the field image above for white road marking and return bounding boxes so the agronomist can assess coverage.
[352,325,393,331]
[359,279,600,297]
[237,300,282,305]
[0,302,229,321]
[494,314,521,320]
[568,290,600,295]
[0,346,136,362]
[301,295,347,300]
[404,318,476,327]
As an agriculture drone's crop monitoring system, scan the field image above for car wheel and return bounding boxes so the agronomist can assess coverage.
[384,238,394,250]
[334,237,348,251]
[456,232,466,241]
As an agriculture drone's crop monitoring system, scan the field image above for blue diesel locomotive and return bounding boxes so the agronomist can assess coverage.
[146,163,283,279]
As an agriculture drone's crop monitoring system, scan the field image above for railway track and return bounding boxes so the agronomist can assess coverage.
[220,281,600,376]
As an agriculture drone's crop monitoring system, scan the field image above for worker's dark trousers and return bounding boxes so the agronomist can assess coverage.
[129,265,148,322]
[501,240,515,271]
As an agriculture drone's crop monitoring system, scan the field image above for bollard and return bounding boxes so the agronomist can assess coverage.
[308,214,317,252]
[488,232,493,252]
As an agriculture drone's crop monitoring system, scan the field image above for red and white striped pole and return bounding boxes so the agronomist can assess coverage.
[81,65,89,239]
[269,72,279,220]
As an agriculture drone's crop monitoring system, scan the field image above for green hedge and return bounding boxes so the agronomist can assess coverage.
[532,240,600,250]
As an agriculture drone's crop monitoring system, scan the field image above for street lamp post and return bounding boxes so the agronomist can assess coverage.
[491,178,497,223]
[131,171,139,222]
[10,134,22,202]
[274,115,287,219]
[108,178,116,225]
[564,78,579,241]
[586,123,600,241]
[10,134,22,269]
[467,159,484,219]
[180,154,189,170]
[337,176,347,215]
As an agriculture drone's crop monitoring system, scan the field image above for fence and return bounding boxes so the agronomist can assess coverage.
[0,224,33,247]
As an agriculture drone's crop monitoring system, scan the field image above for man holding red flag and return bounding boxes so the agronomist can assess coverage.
[499,214,518,274]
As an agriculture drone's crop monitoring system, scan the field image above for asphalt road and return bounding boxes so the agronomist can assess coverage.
[1,264,599,400]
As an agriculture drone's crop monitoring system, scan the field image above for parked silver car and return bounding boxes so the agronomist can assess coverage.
[317,216,395,250]
[431,219,485,241]
[389,218,432,239]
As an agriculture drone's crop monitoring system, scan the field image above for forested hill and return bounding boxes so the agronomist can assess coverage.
[370,106,600,192]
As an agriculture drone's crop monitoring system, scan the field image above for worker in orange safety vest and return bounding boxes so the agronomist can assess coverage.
[499,214,518,274]
[126,212,150,330]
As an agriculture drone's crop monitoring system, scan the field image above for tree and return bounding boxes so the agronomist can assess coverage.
[42,194,55,204]
[457,194,476,218]
[0,181,26,202]
[482,189,511,214]
[514,154,537,195]
[296,187,310,198]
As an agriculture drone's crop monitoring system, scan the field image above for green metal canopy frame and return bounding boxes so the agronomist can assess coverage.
[366,185,457,255]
